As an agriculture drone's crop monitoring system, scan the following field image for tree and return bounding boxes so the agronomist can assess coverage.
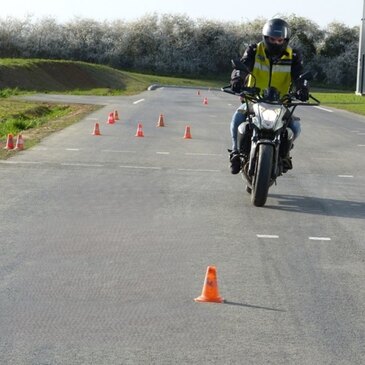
[319,22,358,57]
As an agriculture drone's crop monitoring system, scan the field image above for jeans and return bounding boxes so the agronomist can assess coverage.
[230,106,301,151]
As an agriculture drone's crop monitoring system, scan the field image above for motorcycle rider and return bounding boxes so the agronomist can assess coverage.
[229,18,309,174]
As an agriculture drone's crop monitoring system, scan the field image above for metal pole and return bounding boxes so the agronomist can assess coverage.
[356,0,365,95]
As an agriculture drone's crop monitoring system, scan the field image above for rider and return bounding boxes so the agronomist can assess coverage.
[229,18,309,174]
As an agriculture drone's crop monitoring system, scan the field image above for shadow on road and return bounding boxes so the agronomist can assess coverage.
[224,301,286,312]
[266,194,365,219]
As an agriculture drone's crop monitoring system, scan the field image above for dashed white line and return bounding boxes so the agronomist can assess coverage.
[338,175,354,178]
[0,160,43,165]
[61,163,103,167]
[156,152,170,155]
[309,237,331,241]
[133,99,145,105]
[256,234,279,238]
[66,148,80,151]
[101,150,135,153]
[358,144,365,147]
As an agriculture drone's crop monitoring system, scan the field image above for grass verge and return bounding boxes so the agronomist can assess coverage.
[0,101,99,160]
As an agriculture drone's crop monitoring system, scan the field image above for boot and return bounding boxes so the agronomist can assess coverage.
[282,154,293,172]
[228,150,241,174]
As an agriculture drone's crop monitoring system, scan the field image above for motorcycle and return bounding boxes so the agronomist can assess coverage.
[222,62,320,207]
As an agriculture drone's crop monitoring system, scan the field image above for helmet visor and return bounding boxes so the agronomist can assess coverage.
[267,36,285,45]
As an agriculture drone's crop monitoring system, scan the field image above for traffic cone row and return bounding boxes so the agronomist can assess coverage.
[93,112,194,139]
[3,134,24,151]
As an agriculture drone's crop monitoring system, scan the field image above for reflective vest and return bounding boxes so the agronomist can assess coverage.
[247,42,293,97]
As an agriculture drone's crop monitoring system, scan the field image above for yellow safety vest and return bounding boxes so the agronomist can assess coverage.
[247,42,293,97]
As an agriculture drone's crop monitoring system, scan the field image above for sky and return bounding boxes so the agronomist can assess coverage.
[1,0,363,28]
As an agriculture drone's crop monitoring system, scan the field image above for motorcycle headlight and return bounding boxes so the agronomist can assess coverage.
[258,103,281,129]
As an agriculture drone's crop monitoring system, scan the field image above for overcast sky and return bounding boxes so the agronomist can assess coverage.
[1,0,363,28]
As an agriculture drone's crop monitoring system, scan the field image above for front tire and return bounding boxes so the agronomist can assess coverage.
[251,144,273,207]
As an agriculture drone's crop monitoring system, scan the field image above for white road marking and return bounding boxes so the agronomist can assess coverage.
[120,165,162,170]
[66,148,80,151]
[314,106,333,113]
[309,237,331,241]
[178,168,220,172]
[133,99,145,105]
[61,163,103,167]
[86,117,98,120]
[358,133,365,135]
[358,144,365,147]
[156,152,170,155]
[101,150,135,153]
[338,175,354,178]
[256,234,279,238]
[0,160,43,165]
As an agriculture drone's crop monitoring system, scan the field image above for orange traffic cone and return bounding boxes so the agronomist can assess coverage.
[135,123,144,137]
[92,122,101,136]
[156,114,165,127]
[194,266,224,303]
[15,134,24,150]
[114,110,120,121]
[4,134,14,150]
[107,112,115,124]
[203,97,208,105]
[183,125,192,139]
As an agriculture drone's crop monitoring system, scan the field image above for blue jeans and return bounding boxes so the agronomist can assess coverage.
[230,108,301,151]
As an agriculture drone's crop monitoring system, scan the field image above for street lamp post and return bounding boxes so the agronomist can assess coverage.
[356,0,365,95]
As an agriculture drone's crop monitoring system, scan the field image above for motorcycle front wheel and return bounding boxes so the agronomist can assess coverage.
[251,144,273,207]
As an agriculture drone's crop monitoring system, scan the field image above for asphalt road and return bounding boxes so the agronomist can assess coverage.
[0,87,364,364]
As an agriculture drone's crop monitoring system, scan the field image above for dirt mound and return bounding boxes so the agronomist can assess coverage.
[0,60,129,91]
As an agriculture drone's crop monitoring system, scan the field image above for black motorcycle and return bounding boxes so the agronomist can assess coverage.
[222,66,320,207]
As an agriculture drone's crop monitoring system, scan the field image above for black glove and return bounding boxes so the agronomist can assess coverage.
[231,79,244,93]
[296,87,309,101]
[230,69,244,93]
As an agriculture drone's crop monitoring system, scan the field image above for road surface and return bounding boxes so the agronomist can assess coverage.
[0,87,364,364]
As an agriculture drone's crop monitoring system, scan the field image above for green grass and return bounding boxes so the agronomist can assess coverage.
[311,91,365,115]
[0,101,71,136]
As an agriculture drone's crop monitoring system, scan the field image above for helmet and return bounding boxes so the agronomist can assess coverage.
[262,18,291,57]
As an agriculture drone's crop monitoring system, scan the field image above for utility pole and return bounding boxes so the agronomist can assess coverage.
[356,0,365,95]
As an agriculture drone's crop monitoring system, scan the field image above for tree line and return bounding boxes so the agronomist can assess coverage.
[0,14,360,88]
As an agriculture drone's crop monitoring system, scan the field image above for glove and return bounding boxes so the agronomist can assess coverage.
[296,87,309,101]
[230,69,244,93]
[231,79,244,93]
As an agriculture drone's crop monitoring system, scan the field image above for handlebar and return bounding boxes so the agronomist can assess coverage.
[221,85,320,107]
